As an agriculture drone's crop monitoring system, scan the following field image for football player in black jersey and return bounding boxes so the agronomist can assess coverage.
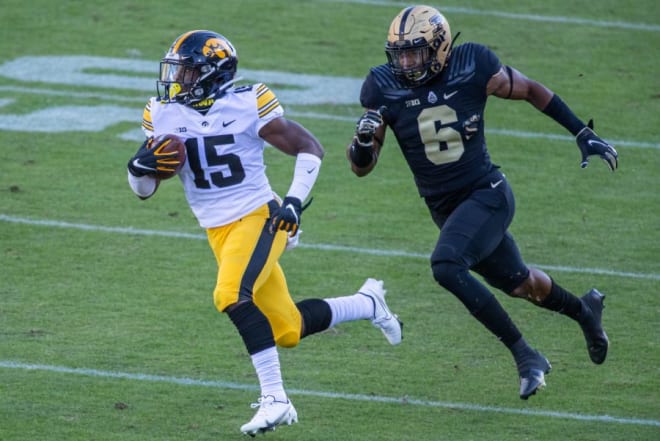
[347,5,617,400]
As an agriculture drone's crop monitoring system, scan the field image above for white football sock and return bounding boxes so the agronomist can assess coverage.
[325,293,374,328]
[251,346,288,403]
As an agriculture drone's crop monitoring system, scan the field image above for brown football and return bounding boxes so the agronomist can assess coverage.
[149,133,186,180]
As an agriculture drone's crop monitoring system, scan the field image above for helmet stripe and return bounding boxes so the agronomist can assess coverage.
[171,30,198,54]
[398,6,415,37]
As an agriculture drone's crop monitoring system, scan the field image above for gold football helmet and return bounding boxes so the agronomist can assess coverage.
[385,5,452,87]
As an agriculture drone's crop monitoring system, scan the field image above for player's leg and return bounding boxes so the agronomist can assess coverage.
[430,186,522,348]
[208,200,297,435]
[258,267,402,345]
[477,236,608,365]
[430,183,549,398]
[296,277,403,345]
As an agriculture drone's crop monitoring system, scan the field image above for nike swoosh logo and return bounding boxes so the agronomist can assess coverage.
[131,159,156,172]
[222,119,236,127]
[443,90,459,100]
[306,167,316,174]
[490,179,503,189]
[587,139,607,147]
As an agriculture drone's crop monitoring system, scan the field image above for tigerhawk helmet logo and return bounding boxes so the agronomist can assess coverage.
[203,38,232,60]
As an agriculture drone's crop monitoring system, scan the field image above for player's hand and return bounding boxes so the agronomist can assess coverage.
[462,113,481,141]
[575,120,618,171]
[355,107,385,146]
[270,197,305,236]
[127,137,183,177]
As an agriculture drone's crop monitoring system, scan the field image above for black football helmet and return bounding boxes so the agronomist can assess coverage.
[385,5,452,88]
[158,30,238,106]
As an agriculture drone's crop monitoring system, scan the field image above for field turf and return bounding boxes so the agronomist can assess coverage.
[1,1,658,440]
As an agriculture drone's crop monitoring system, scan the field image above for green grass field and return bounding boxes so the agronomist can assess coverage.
[1,1,659,440]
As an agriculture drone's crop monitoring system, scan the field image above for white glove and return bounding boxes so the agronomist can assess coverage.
[286,229,302,250]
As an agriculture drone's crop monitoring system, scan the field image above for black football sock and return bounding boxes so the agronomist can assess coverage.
[509,337,537,363]
[227,301,275,355]
[471,295,523,348]
[539,279,584,322]
[296,298,332,338]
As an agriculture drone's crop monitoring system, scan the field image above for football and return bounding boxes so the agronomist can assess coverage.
[149,133,187,180]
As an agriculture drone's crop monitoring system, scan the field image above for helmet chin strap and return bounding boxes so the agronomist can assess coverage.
[191,87,205,99]
[185,76,243,105]
[445,31,460,60]
[215,76,242,96]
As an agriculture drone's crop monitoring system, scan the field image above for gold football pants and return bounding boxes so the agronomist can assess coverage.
[207,200,302,348]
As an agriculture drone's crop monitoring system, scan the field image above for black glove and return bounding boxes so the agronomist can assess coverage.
[127,137,183,178]
[355,108,384,146]
[350,107,386,167]
[575,120,618,171]
[462,113,481,141]
[270,197,312,236]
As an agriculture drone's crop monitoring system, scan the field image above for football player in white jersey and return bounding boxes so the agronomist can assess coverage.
[126,30,403,436]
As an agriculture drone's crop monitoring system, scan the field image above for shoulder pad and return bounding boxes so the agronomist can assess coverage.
[368,65,412,100]
[446,42,501,87]
[234,84,253,93]
[370,65,400,89]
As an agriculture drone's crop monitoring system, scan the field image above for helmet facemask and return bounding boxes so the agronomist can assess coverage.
[386,42,437,87]
[158,57,236,105]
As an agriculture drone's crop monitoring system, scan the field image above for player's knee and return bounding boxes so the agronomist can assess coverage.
[275,330,300,348]
[431,259,462,288]
[213,287,239,312]
[267,311,302,348]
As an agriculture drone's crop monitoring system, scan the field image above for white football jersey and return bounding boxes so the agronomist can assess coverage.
[142,83,284,228]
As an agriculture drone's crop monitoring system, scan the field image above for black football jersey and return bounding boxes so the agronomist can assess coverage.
[360,42,502,204]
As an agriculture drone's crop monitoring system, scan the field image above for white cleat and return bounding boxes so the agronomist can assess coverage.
[240,395,298,437]
[358,278,403,345]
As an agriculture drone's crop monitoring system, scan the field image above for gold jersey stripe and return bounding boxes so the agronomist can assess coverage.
[256,84,280,118]
[142,120,154,132]
[141,102,154,131]
[258,100,280,118]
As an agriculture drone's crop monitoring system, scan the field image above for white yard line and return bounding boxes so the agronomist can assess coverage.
[1,214,658,281]
[1,360,658,427]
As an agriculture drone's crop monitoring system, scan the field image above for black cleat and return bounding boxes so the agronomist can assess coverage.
[517,351,552,400]
[579,289,609,364]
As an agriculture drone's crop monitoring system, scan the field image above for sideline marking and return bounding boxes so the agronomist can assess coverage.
[1,214,658,281]
[0,85,657,149]
[322,0,660,32]
[1,360,658,428]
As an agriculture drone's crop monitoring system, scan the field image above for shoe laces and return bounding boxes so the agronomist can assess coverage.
[250,395,276,410]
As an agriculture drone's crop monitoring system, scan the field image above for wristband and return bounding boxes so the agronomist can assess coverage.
[349,138,375,168]
[286,152,321,202]
[542,94,585,136]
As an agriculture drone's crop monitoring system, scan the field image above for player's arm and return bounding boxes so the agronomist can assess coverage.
[259,116,324,159]
[127,137,160,200]
[127,101,161,200]
[487,66,618,170]
[259,117,324,235]
[347,108,387,177]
